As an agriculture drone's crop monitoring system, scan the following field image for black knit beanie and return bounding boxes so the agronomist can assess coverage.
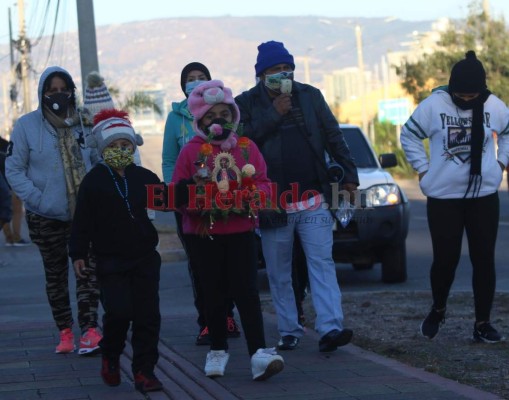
[180,62,211,96]
[448,50,486,93]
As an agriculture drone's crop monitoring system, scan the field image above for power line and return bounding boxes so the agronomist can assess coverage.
[31,0,52,48]
[43,0,61,69]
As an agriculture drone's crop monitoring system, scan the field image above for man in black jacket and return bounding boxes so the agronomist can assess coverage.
[235,40,359,353]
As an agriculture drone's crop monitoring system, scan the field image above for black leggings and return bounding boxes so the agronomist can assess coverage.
[427,193,499,322]
[174,212,235,329]
[186,232,266,356]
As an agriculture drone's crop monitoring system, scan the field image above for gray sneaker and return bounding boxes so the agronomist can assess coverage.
[204,350,229,377]
[251,348,284,381]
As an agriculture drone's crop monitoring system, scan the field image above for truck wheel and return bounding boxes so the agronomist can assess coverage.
[381,242,407,283]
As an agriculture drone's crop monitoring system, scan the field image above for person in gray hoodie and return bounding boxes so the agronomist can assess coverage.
[5,66,102,355]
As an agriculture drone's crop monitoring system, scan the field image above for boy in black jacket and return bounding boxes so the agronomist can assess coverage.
[69,109,163,394]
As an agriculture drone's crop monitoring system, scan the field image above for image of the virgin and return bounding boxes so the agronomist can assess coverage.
[212,153,241,184]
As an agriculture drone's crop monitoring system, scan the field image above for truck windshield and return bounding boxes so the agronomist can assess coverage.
[341,127,378,168]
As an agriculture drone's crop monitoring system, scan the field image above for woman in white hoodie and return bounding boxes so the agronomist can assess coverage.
[400,51,509,343]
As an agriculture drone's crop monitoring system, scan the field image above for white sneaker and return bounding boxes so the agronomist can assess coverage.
[251,347,284,381]
[204,350,229,377]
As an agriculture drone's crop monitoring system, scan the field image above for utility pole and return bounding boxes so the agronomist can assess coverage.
[17,0,31,114]
[8,7,18,125]
[355,25,369,139]
[77,0,99,94]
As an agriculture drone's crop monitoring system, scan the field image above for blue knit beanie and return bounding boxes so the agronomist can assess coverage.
[255,41,295,77]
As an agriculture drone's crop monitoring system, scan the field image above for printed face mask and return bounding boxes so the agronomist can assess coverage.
[185,80,207,96]
[264,71,294,92]
[102,147,134,169]
[43,92,72,116]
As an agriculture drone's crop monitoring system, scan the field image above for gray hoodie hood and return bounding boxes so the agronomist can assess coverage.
[5,66,98,222]
[37,66,77,112]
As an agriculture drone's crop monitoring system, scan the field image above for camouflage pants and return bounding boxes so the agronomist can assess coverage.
[26,211,100,333]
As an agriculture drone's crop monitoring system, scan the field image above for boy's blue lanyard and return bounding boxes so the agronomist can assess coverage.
[106,165,135,219]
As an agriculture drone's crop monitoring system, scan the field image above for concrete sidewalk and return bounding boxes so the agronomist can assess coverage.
[0,200,503,400]
[0,308,502,400]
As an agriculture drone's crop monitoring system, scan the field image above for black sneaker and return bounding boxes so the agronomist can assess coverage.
[277,335,299,350]
[420,308,445,339]
[473,322,503,343]
[227,317,241,338]
[318,329,353,352]
[195,326,211,346]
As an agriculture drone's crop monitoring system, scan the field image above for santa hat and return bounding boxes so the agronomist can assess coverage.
[90,109,143,155]
[84,71,115,118]
[187,80,240,151]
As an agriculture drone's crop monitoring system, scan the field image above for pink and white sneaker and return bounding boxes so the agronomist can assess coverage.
[78,327,102,356]
[55,328,75,354]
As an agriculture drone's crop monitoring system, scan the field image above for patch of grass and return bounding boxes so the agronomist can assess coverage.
[262,291,509,399]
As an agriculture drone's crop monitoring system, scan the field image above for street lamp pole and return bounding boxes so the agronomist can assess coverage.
[303,47,313,84]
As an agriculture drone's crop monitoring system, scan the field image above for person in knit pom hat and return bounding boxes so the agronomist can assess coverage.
[84,71,115,119]
[162,64,240,346]
[69,108,166,393]
[171,80,285,381]
[400,50,509,343]
[236,42,359,353]
[83,71,145,167]
[90,108,144,160]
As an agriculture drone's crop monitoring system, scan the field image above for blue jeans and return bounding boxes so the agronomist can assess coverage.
[261,207,345,337]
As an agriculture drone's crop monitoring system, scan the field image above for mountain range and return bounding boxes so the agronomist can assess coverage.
[0,16,436,112]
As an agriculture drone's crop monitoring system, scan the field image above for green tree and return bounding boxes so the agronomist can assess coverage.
[396,0,509,103]
[120,92,163,117]
[373,120,415,178]
[108,86,163,117]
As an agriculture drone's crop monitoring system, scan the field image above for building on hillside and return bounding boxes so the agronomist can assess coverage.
[130,87,166,136]
[322,18,451,130]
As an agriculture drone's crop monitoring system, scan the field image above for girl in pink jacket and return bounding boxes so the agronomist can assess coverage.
[172,80,284,381]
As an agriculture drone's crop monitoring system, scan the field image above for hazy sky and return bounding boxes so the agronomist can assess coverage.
[1,0,509,45]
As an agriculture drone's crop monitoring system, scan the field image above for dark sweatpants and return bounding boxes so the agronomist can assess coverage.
[186,231,266,356]
[427,192,499,322]
[97,250,161,375]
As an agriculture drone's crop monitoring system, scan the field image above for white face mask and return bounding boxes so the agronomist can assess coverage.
[185,80,207,95]
[264,71,294,92]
